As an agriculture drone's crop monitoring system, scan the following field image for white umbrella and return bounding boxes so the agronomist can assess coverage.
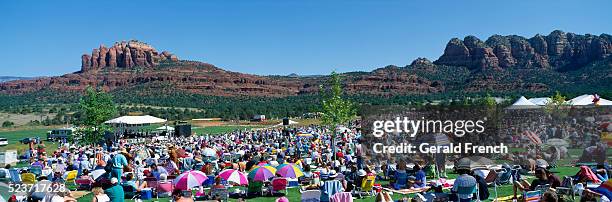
[203,148,217,157]
[91,169,106,180]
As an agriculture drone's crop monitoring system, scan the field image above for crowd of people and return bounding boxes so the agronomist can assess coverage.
[2,109,611,202]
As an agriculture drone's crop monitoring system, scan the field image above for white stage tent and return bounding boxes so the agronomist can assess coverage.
[567,94,612,106]
[507,96,541,109]
[105,115,167,125]
[528,97,551,106]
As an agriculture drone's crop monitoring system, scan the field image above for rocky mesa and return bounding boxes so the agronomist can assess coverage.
[435,30,612,70]
[81,40,179,72]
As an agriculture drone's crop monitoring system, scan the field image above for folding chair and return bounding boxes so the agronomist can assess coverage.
[9,169,21,184]
[357,175,375,198]
[556,176,575,201]
[484,169,498,200]
[300,190,322,202]
[122,184,141,200]
[64,170,78,184]
[30,166,43,177]
[271,178,288,195]
[75,178,93,190]
[20,173,36,184]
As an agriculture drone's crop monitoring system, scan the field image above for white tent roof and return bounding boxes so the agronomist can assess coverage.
[567,94,595,105]
[598,98,612,106]
[104,115,167,125]
[507,96,540,109]
[528,97,551,106]
[566,94,612,106]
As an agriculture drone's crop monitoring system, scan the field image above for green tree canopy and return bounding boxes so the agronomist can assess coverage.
[77,86,117,145]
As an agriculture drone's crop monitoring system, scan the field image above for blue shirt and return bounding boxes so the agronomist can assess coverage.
[414,170,426,188]
[111,154,128,169]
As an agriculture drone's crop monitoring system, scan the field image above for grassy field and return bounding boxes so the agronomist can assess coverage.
[0,126,60,153]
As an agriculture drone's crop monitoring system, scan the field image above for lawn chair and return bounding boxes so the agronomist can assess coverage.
[247,180,264,196]
[210,187,229,202]
[495,167,513,185]
[300,190,322,202]
[484,169,498,200]
[330,192,353,202]
[356,175,375,198]
[271,178,289,195]
[64,170,78,184]
[9,169,21,184]
[202,175,215,187]
[522,190,542,202]
[455,185,476,201]
[157,182,173,198]
[556,176,575,201]
[321,180,344,202]
[393,172,408,190]
[122,184,141,200]
[75,178,93,190]
[21,173,36,184]
[521,184,549,202]
[30,166,43,177]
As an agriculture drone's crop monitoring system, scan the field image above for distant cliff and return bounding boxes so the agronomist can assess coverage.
[435,30,612,70]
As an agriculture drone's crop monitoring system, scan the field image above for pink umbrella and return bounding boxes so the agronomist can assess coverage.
[218,169,248,185]
[248,166,276,182]
[173,170,209,190]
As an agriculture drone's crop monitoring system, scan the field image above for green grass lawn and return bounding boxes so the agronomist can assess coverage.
[0,127,59,153]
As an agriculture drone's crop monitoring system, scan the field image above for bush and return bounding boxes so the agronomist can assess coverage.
[2,121,14,128]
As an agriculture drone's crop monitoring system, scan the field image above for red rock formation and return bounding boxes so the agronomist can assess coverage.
[81,40,178,72]
[435,30,612,70]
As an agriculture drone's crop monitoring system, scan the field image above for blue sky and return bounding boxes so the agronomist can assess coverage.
[1,0,611,77]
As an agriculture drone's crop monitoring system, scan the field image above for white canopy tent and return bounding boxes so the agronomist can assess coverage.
[105,115,167,125]
[528,97,551,106]
[507,96,540,109]
[567,94,612,106]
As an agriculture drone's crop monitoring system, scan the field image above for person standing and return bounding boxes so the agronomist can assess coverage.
[109,148,128,182]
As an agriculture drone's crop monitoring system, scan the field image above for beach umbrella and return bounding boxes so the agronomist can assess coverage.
[203,148,217,157]
[218,169,248,185]
[91,169,106,180]
[248,165,276,182]
[173,170,209,190]
[455,156,493,170]
[523,130,542,145]
[276,163,304,178]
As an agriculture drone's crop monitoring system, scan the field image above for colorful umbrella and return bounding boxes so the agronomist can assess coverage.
[276,163,304,178]
[172,170,209,190]
[218,169,248,185]
[248,165,276,181]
